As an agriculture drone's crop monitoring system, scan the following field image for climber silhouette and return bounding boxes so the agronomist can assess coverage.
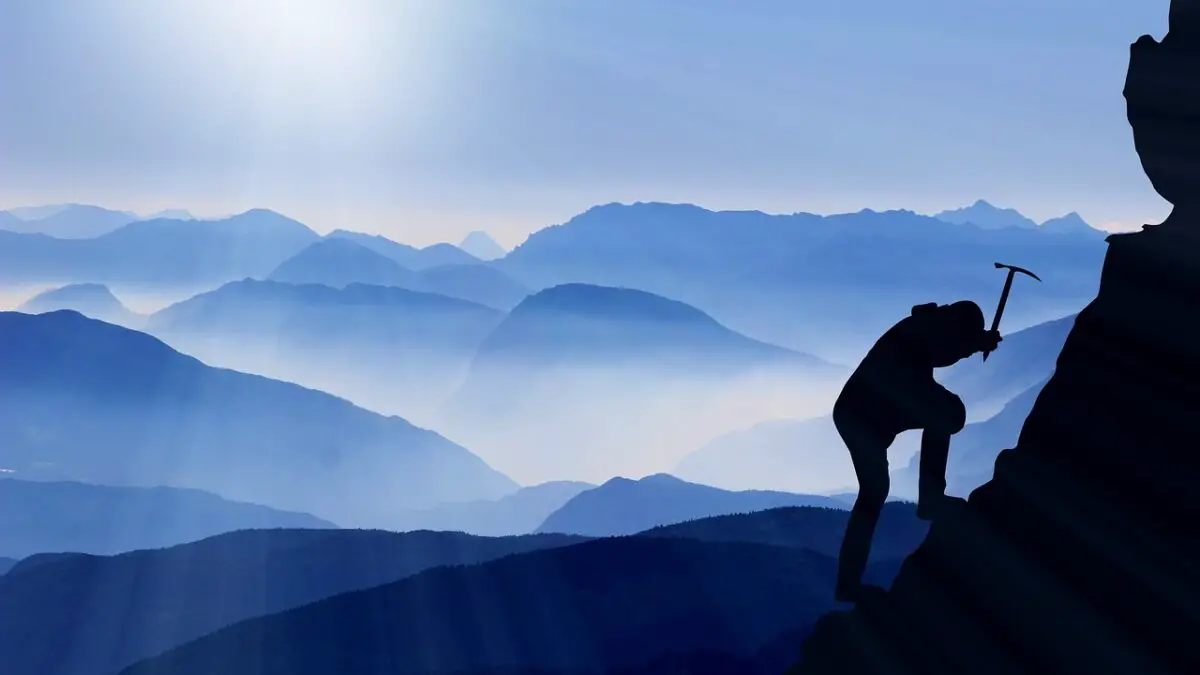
[833,300,1001,603]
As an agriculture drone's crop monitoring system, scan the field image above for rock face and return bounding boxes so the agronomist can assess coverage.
[787,5,1200,675]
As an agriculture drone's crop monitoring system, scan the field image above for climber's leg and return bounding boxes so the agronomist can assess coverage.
[917,429,951,520]
[915,384,966,520]
[833,407,894,603]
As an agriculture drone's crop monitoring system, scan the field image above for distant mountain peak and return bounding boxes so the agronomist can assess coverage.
[459,231,507,261]
[1039,211,1101,235]
[934,200,1039,230]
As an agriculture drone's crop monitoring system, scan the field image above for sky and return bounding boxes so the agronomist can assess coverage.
[0,0,1176,247]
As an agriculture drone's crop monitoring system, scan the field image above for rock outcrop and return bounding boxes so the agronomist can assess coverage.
[786,3,1200,674]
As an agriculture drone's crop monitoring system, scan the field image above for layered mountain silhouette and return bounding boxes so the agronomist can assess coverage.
[270,238,530,309]
[0,528,585,675]
[392,480,595,536]
[0,477,333,559]
[0,204,137,238]
[439,284,843,484]
[459,230,508,260]
[325,229,481,268]
[642,501,927,562]
[0,310,516,526]
[116,534,902,675]
[0,557,15,575]
[494,202,1105,362]
[789,7,1200,673]
[0,209,319,285]
[19,283,143,328]
[146,279,506,419]
[675,416,921,494]
[535,474,846,536]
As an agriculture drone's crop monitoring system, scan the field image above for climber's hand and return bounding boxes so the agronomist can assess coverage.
[980,329,1003,353]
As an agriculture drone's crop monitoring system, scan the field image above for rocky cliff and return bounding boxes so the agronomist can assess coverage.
[786,4,1200,674]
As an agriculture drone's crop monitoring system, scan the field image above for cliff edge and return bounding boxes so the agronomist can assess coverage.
[787,3,1200,674]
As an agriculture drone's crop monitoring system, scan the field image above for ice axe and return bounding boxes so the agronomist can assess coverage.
[983,262,1041,361]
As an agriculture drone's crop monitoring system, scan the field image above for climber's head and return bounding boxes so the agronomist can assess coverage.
[943,300,986,336]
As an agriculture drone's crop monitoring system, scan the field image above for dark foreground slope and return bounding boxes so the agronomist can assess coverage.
[789,10,1200,674]
[119,537,901,675]
[0,529,585,675]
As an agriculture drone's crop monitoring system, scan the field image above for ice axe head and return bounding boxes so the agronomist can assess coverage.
[983,262,1042,361]
[993,261,1042,283]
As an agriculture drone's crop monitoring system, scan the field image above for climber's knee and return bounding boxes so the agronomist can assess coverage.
[855,468,890,509]
[926,390,967,435]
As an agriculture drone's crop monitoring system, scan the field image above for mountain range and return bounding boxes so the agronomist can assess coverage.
[0,204,139,238]
[933,199,1105,236]
[535,474,846,536]
[0,209,320,285]
[0,558,15,575]
[493,201,1107,363]
[0,310,517,526]
[269,238,530,309]
[0,478,333,559]
[145,279,507,420]
[438,283,844,484]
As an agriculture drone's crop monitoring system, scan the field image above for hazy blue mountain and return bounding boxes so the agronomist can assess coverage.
[640,501,927,563]
[116,536,900,675]
[270,238,529,309]
[0,310,517,526]
[439,284,844,485]
[269,237,422,288]
[674,416,922,495]
[146,279,506,420]
[0,209,320,285]
[392,481,596,536]
[325,229,481,269]
[1038,212,1105,236]
[0,204,137,238]
[0,558,14,575]
[937,313,1076,420]
[494,202,1104,363]
[416,262,531,310]
[466,283,835,371]
[19,283,143,328]
[891,378,1049,499]
[0,478,333,559]
[142,209,194,220]
[0,529,585,675]
[459,230,507,260]
[535,474,846,536]
[933,199,1039,230]
[4,204,73,220]
[0,210,26,230]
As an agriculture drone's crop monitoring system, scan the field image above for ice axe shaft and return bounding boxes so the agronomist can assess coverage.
[984,262,1041,361]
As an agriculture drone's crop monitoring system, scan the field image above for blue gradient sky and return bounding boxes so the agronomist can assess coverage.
[0,0,1174,246]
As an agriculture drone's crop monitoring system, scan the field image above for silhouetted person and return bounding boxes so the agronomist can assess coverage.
[832,300,1001,602]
